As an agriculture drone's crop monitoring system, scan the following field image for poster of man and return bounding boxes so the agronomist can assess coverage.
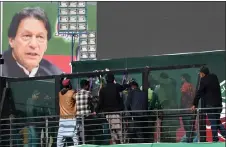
[0,2,97,77]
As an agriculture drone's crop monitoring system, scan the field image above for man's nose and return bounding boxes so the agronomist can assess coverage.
[29,36,39,49]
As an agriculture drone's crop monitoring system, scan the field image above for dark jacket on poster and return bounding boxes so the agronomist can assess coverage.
[98,83,126,113]
[2,49,62,78]
[193,73,222,108]
[126,88,148,114]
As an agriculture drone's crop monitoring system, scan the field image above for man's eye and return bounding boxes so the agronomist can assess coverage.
[23,35,31,39]
[37,36,44,39]
[37,36,46,42]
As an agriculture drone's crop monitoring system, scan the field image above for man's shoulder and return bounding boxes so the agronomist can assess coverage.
[2,49,11,56]
[209,73,218,78]
[39,59,63,75]
[130,88,145,95]
[2,49,13,63]
[204,74,218,82]
[83,89,91,94]
[77,89,91,96]
[68,89,76,94]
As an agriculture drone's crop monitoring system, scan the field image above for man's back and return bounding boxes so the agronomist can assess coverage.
[75,89,91,116]
[59,89,76,117]
[181,82,195,109]
[127,88,148,111]
[98,83,124,112]
[199,73,222,107]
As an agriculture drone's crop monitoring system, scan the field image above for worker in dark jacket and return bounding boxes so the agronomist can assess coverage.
[126,81,148,114]
[126,81,149,143]
[192,66,226,142]
[98,73,126,113]
[98,73,127,144]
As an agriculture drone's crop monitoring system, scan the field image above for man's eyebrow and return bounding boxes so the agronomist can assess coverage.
[20,30,32,34]
[20,29,46,35]
[37,32,46,36]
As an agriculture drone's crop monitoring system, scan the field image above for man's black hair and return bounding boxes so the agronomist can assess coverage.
[80,79,90,89]
[8,7,52,40]
[199,66,210,75]
[130,81,139,88]
[105,73,115,83]
[181,73,191,83]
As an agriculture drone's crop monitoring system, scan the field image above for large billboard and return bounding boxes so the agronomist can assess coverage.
[97,2,225,59]
[0,2,97,77]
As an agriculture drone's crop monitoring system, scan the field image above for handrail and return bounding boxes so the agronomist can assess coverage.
[0,107,225,146]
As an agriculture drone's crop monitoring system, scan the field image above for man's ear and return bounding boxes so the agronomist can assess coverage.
[8,38,15,48]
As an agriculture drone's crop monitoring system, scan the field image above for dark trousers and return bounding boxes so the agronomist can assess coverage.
[182,115,195,142]
[128,113,151,143]
[84,115,105,145]
[206,108,226,142]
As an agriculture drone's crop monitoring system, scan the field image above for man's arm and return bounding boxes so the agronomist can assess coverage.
[72,92,77,113]
[88,91,94,113]
[193,78,205,107]
[97,88,104,112]
[126,91,132,111]
[116,83,129,92]
[149,92,159,110]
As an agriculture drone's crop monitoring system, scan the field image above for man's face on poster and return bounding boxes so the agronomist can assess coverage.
[8,17,48,72]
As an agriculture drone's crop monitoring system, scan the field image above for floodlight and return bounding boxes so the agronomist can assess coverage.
[80,45,88,51]
[68,16,77,22]
[89,52,96,59]
[59,16,68,22]
[78,2,86,7]
[78,8,86,15]
[59,8,69,15]
[58,1,87,34]
[88,45,96,51]
[77,31,97,61]
[80,39,88,45]
[88,32,96,38]
[88,38,96,45]
[59,23,68,30]
[68,8,77,15]
[77,15,86,23]
[57,1,90,62]
[80,52,88,59]
[79,33,88,39]
[68,2,78,7]
[68,23,77,31]
[59,2,68,7]
[77,23,87,31]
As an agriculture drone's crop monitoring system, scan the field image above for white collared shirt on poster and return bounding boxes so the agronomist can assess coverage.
[16,62,39,77]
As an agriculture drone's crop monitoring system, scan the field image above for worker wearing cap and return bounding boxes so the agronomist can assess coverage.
[57,78,77,147]
[192,66,226,142]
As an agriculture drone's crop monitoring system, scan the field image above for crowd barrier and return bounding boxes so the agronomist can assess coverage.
[0,107,225,146]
